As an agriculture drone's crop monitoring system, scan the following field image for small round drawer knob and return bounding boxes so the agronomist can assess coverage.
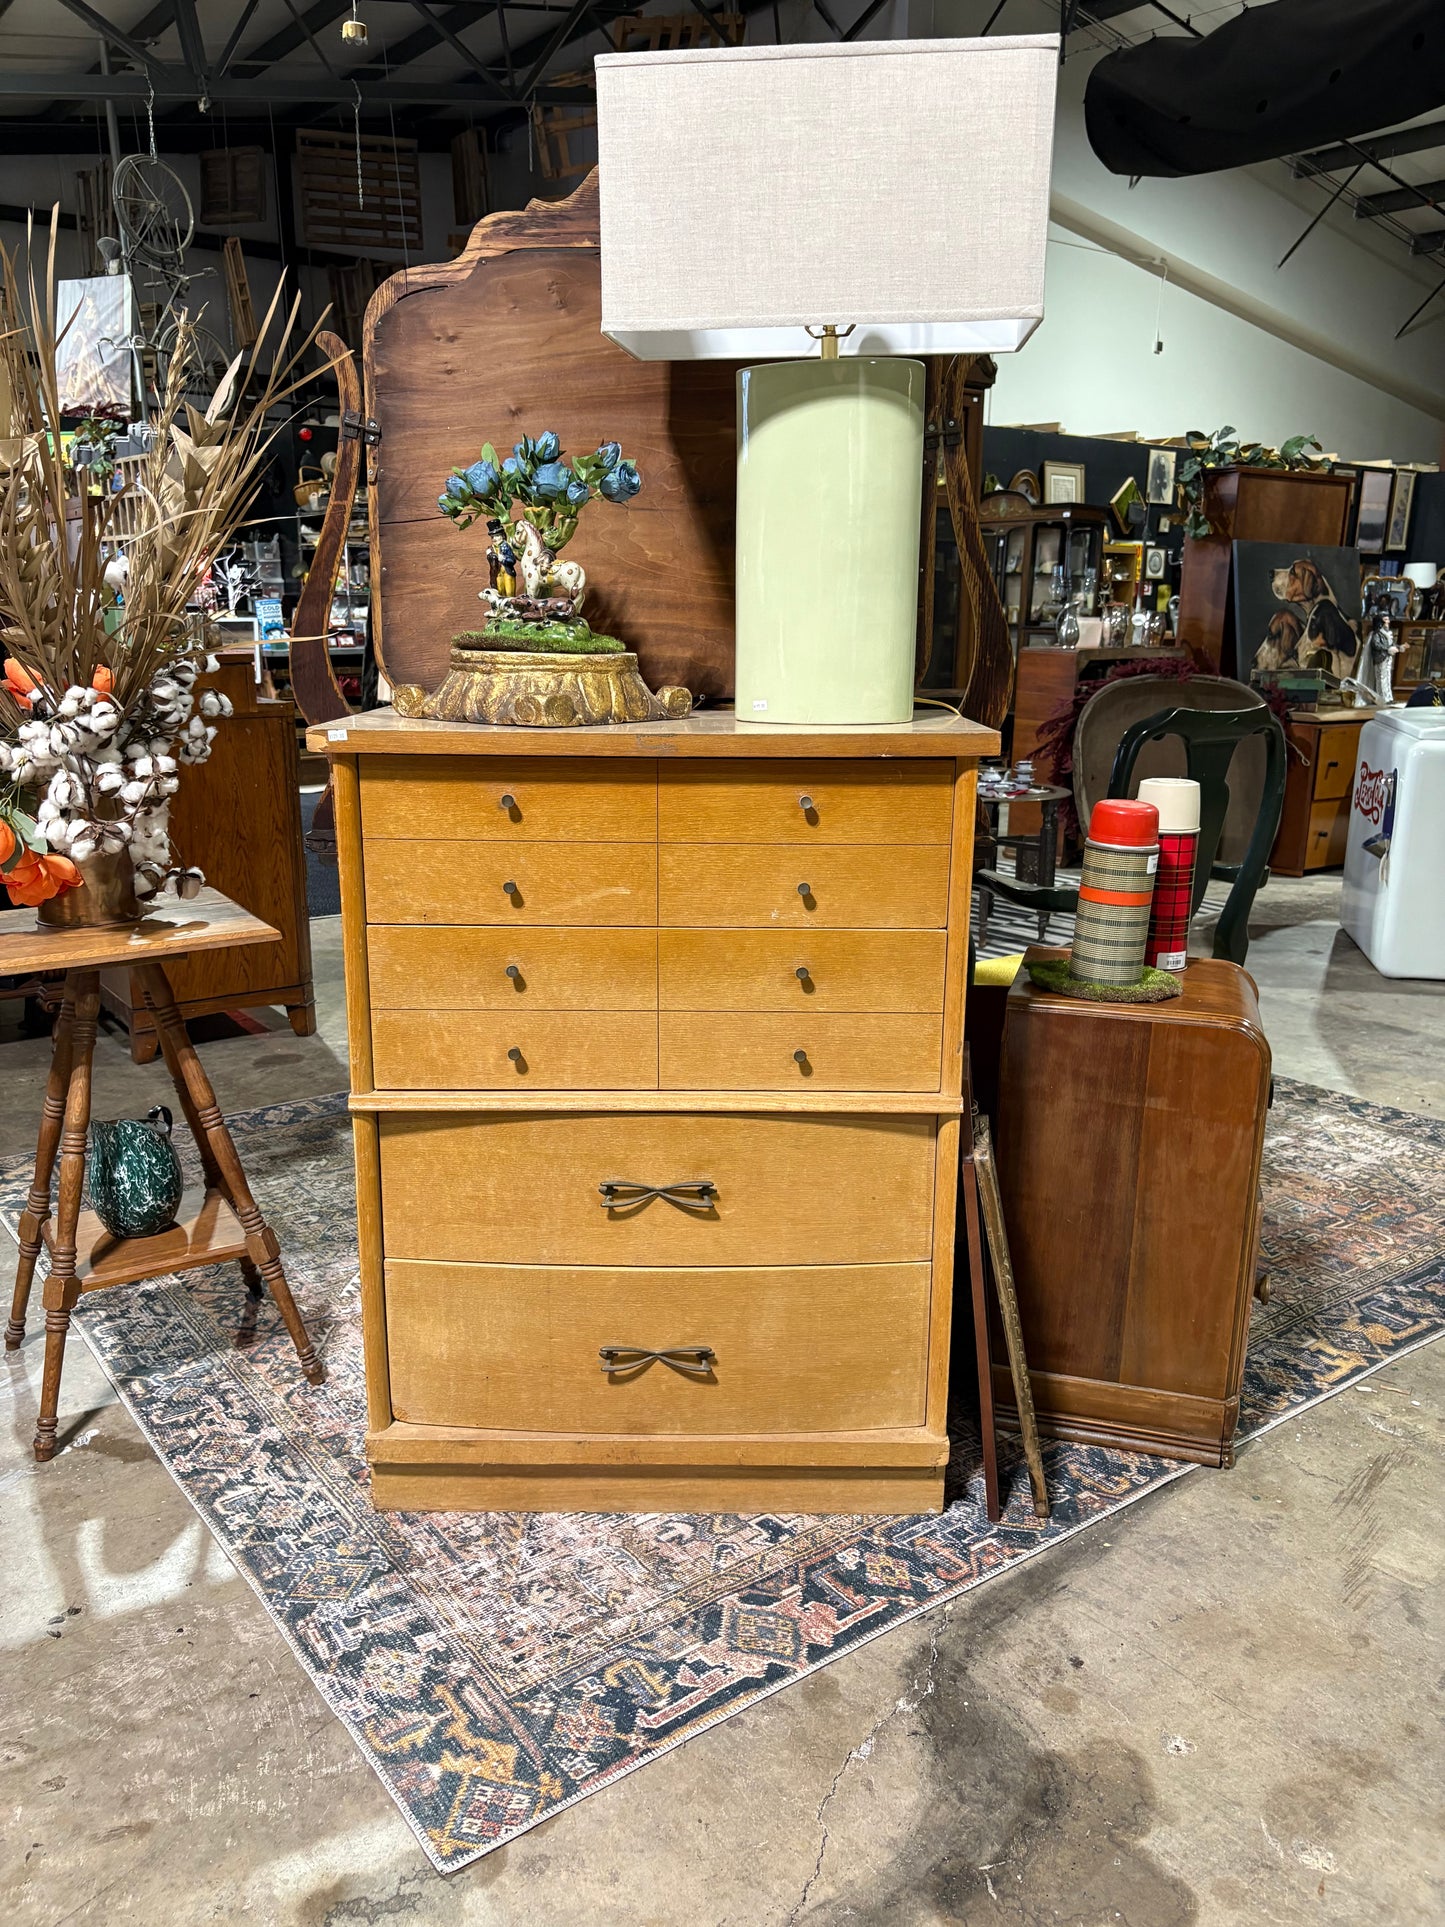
[502,879,518,895]
[793,1048,809,1067]
[798,794,815,812]
[795,965,811,982]
[507,1046,524,1064]
[499,792,517,811]
[797,881,811,899]
[505,964,521,980]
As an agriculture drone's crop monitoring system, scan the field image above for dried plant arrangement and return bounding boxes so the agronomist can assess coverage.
[0,219,333,923]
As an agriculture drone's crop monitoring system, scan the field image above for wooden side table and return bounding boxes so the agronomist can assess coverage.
[1,890,324,1462]
[975,782,1070,946]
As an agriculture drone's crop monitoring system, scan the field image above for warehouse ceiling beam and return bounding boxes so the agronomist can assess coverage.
[1357,177,1445,220]
[0,69,587,107]
[519,0,605,100]
[216,0,264,77]
[404,0,516,104]
[50,0,169,76]
[229,0,351,76]
[1299,118,1445,178]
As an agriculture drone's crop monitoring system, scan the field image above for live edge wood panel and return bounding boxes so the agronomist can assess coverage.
[317,708,998,1514]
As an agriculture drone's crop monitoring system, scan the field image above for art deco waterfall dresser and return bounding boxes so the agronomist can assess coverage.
[313,708,998,1513]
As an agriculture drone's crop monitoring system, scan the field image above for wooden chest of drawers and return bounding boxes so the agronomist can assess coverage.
[1271,710,1369,876]
[314,708,998,1514]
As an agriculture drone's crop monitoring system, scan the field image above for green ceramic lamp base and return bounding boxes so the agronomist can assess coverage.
[734,356,926,726]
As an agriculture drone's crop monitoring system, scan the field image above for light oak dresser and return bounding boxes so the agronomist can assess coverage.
[313,708,998,1514]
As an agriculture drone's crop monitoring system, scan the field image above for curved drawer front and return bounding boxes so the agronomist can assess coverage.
[385,1260,931,1435]
[378,1112,937,1267]
[659,844,949,928]
[369,927,658,1012]
[361,756,656,841]
[659,760,952,844]
[373,1011,659,1091]
[661,1014,941,1092]
[364,840,657,925]
[659,929,945,1012]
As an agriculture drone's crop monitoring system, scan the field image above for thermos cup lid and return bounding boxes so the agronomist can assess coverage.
[1088,798,1159,846]
[1135,776,1201,832]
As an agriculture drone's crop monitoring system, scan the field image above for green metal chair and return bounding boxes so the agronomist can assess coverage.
[975,702,1287,965]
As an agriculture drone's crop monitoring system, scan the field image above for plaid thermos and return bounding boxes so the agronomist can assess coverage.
[1069,798,1160,986]
[1137,777,1201,972]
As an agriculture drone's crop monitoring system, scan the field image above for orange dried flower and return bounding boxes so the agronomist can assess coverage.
[0,820,15,866]
[4,849,82,908]
[91,665,115,695]
[3,657,38,708]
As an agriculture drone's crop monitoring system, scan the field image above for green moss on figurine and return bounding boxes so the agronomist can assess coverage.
[454,623,626,655]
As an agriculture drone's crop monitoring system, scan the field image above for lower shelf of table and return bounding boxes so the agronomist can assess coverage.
[44,1186,246,1290]
[365,1421,950,1514]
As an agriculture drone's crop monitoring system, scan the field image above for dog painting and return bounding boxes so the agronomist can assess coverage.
[1233,540,1363,684]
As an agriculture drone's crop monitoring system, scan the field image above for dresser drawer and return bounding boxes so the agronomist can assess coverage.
[373,1012,659,1090]
[1305,798,1349,870]
[1312,727,1360,802]
[385,1260,931,1434]
[661,1014,941,1092]
[659,844,949,928]
[379,1112,937,1267]
[361,756,655,841]
[369,927,657,1011]
[659,760,952,844]
[659,929,945,1012]
[364,840,657,925]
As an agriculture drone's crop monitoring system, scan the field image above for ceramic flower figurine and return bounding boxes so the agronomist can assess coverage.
[436,432,642,654]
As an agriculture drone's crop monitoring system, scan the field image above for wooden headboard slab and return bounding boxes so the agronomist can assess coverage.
[363,172,741,700]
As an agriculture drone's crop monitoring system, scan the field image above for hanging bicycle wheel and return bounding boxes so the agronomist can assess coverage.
[113,153,194,268]
[153,318,232,408]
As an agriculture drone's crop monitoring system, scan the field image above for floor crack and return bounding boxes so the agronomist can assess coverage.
[784,1603,951,1924]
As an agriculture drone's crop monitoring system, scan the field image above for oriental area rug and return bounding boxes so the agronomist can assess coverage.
[3,1079,1442,1875]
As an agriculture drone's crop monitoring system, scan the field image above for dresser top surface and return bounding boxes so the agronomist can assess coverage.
[309,706,1001,760]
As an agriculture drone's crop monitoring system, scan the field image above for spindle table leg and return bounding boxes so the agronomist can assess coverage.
[33,971,100,1461]
[137,961,324,1386]
[6,986,77,1352]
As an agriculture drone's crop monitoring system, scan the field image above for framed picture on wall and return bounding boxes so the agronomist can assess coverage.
[1042,460,1085,504]
[1355,469,1393,555]
[1385,469,1416,552]
[1145,447,1176,505]
[1144,546,1167,580]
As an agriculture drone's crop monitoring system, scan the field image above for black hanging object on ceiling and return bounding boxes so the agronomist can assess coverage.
[1085,0,1445,179]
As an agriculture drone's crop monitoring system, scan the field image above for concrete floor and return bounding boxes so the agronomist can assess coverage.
[2,881,1442,1926]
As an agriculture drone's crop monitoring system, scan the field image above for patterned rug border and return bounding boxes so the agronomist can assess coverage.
[57,1302,1445,1877]
[5,1080,1443,1877]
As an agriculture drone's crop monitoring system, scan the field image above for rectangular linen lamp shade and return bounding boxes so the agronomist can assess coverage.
[595,37,1058,725]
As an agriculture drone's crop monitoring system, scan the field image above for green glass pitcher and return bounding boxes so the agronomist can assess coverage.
[88,1106,184,1239]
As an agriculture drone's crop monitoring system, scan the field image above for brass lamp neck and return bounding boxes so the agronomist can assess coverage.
[807,323,855,361]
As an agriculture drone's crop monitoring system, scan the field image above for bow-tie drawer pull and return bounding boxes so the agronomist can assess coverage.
[598,1345,717,1379]
[598,1179,718,1212]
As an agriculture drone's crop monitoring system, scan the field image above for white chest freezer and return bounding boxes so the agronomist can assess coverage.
[1340,707,1445,979]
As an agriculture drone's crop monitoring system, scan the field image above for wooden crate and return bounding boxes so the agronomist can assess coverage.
[298,128,422,253]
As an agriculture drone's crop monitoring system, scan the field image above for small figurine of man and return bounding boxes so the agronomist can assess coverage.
[1365,594,1402,706]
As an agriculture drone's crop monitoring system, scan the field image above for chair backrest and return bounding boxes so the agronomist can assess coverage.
[1106,702,1288,964]
[1073,674,1267,866]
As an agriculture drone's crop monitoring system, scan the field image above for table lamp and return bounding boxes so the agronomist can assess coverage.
[595,36,1058,724]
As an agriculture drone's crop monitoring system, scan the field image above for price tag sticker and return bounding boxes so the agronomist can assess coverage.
[327,728,348,741]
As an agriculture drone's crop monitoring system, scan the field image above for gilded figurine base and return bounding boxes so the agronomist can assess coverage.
[392,643,693,729]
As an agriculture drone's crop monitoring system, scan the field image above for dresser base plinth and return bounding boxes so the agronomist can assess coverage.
[370,1460,945,1514]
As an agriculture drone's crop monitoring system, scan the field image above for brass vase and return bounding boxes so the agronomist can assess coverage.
[36,848,142,930]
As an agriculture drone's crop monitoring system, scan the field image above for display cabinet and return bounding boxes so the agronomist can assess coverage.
[978,497,1107,661]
